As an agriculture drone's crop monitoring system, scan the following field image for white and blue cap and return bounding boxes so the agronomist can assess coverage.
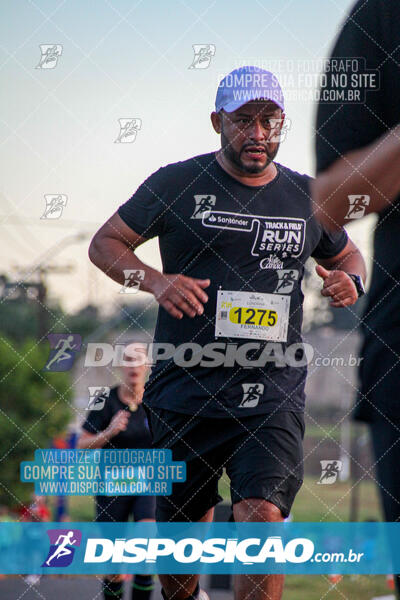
[215,66,285,113]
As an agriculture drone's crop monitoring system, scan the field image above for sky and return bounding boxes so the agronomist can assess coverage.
[0,0,375,314]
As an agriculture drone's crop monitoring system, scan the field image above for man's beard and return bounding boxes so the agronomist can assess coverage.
[221,130,279,174]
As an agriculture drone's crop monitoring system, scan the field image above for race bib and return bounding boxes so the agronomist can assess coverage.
[215,290,290,342]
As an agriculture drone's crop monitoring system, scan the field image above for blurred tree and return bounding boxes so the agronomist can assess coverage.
[0,336,72,509]
[0,290,100,343]
[117,299,158,339]
[0,298,44,341]
[64,303,100,339]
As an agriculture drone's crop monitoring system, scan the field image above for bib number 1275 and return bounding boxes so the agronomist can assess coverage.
[215,290,290,342]
[230,307,277,327]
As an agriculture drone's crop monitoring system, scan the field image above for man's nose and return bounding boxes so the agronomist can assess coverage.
[248,120,267,141]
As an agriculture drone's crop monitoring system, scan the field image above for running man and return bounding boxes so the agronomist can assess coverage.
[192,195,215,218]
[41,195,64,219]
[115,119,140,144]
[239,384,264,408]
[89,66,366,600]
[44,335,76,370]
[36,45,59,69]
[318,461,341,485]
[45,531,76,566]
[275,270,297,293]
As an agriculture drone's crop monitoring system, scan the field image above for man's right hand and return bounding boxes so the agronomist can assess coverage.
[149,273,210,319]
[106,410,130,438]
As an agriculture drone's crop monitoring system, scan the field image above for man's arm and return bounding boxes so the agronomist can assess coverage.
[88,212,210,319]
[77,429,113,450]
[77,410,130,449]
[88,212,158,290]
[312,124,400,229]
[313,0,400,228]
[314,238,366,307]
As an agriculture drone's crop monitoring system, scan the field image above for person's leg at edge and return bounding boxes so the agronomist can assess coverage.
[131,518,156,600]
[97,495,129,599]
[102,575,124,599]
[159,507,214,600]
[233,499,284,600]
[369,418,400,600]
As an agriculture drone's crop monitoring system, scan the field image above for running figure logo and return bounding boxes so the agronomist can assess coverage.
[191,195,216,219]
[274,269,299,294]
[267,117,292,143]
[317,460,343,484]
[188,44,216,69]
[41,194,67,219]
[36,45,63,69]
[239,383,265,408]
[115,118,142,143]
[345,195,370,220]
[42,529,81,567]
[43,334,82,372]
[120,269,145,293]
[86,386,111,411]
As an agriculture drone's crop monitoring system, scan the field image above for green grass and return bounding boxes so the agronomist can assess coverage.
[303,424,345,441]
[283,574,391,600]
[292,477,382,522]
[68,495,95,521]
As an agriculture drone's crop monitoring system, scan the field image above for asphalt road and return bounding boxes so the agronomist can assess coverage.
[0,575,233,600]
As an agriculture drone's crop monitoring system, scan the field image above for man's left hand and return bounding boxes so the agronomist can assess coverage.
[315,265,358,307]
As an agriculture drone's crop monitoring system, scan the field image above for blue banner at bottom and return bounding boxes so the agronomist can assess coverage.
[0,521,396,574]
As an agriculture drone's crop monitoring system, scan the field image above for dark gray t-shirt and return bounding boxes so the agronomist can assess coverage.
[118,152,348,417]
[82,387,152,449]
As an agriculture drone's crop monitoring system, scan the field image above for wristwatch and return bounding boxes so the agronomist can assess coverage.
[347,273,365,298]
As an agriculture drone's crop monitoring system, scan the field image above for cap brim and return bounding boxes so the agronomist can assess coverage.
[221,97,284,113]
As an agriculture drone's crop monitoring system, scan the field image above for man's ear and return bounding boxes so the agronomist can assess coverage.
[211,111,222,134]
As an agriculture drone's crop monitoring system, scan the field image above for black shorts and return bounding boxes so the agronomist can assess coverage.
[146,407,304,522]
[95,494,156,522]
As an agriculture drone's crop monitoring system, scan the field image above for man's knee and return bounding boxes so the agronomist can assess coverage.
[233,498,284,522]
[160,576,200,600]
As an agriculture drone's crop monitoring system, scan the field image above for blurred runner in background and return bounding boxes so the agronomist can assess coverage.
[78,342,155,600]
